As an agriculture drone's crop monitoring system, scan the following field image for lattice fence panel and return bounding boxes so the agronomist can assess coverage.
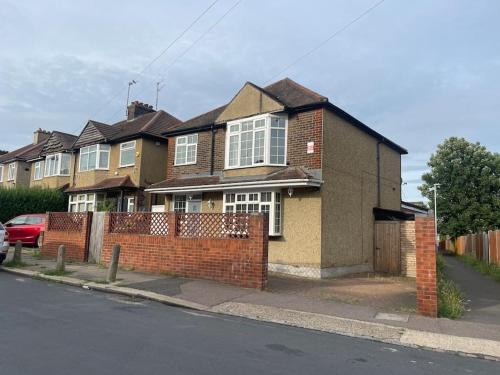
[175,213,250,239]
[109,213,169,236]
[48,212,86,232]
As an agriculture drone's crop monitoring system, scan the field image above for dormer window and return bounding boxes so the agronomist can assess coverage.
[225,114,287,169]
[45,153,70,177]
[175,134,198,165]
[79,144,110,172]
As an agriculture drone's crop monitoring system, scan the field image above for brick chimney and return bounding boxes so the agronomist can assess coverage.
[33,128,50,144]
[127,101,155,121]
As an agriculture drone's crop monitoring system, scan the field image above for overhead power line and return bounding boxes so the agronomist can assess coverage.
[263,0,385,85]
[105,0,243,123]
[91,0,220,119]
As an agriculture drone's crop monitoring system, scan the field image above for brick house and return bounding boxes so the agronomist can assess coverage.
[0,129,51,189]
[66,101,181,212]
[147,78,407,278]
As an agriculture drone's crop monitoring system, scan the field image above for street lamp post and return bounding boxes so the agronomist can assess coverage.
[431,183,441,251]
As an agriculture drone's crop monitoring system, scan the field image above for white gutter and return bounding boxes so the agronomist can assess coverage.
[145,178,323,193]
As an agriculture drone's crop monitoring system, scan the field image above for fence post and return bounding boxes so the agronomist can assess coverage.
[106,244,121,283]
[56,245,66,272]
[14,240,22,263]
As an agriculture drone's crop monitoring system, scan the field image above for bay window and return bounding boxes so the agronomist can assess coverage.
[175,134,198,165]
[34,161,43,180]
[44,153,70,177]
[7,163,15,181]
[225,114,287,169]
[119,141,136,167]
[79,144,110,171]
[223,191,282,236]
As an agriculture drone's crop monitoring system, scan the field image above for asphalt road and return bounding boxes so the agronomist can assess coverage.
[0,272,497,375]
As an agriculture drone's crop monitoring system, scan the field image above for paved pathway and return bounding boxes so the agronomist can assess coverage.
[443,256,500,324]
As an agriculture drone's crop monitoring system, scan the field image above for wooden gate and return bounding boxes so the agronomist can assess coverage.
[88,212,105,263]
[374,221,401,275]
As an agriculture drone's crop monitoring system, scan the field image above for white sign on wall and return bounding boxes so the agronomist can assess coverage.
[307,141,314,154]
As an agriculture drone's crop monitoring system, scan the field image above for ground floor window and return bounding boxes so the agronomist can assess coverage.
[172,194,202,213]
[125,196,135,212]
[223,191,281,236]
[68,193,105,212]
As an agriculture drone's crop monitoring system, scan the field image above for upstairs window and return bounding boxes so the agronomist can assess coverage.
[7,163,15,181]
[34,161,43,180]
[225,114,287,169]
[45,153,70,177]
[79,144,110,172]
[119,141,136,167]
[175,134,198,165]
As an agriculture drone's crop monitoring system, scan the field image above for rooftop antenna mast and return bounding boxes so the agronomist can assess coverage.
[156,80,165,110]
[126,80,137,116]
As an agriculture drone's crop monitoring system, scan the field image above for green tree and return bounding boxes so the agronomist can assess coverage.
[419,137,500,238]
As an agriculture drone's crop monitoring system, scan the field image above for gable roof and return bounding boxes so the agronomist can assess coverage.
[0,138,49,164]
[73,110,182,148]
[40,131,78,156]
[162,77,407,154]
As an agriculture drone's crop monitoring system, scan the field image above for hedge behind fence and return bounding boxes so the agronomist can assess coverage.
[0,187,67,223]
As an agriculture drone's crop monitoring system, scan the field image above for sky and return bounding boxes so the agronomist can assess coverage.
[1,0,499,203]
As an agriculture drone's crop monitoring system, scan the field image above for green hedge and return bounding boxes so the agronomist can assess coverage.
[0,187,67,223]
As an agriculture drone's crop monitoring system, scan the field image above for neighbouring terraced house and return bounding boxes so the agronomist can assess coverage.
[66,101,181,212]
[0,129,52,188]
[146,78,407,278]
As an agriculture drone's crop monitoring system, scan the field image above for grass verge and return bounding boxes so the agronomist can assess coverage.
[458,254,500,282]
[2,260,28,268]
[437,254,465,319]
[42,269,74,277]
[32,250,43,260]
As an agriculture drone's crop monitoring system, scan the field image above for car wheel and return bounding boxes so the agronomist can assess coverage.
[36,236,43,248]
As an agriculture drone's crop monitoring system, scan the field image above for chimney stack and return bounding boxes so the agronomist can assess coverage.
[33,128,50,144]
[127,101,155,121]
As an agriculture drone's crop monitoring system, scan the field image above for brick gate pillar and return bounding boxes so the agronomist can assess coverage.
[415,217,437,317]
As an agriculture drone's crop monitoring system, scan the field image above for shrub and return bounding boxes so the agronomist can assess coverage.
[0,187,67,223]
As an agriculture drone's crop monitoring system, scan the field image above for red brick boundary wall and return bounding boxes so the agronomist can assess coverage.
[415,217,437,317]
[101,213,269,289]
[41,212,92,262]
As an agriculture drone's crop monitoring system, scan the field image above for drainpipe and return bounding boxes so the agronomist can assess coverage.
[210,124,216,176]
[376,141,381,208]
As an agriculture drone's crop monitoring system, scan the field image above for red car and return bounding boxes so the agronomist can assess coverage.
[5,214,46,247]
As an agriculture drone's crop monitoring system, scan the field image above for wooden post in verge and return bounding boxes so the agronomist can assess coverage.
[56,245,66,272]
[106,244,121,283]
[14,240,22,263]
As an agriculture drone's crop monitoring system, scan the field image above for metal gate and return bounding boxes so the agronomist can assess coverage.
[88,212,105,263]
[374,221,401,275]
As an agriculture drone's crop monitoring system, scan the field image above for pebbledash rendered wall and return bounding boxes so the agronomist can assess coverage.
[101,213,269,289]
[41,212,92,262]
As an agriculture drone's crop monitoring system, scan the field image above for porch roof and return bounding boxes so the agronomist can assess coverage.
[66,176,138,193]
[146,167,322,193]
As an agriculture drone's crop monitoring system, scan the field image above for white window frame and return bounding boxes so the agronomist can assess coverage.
[174,134,198,166]
[44,153,70,177]
[225,114,288,169]
[223,190,282,236]
[68,193,105,212]
[119,141,136,168]
[125,196,135,212]
[171,194,203,213]
[33,161,44,180]
[7,163,16,181]
[79,144,110,172]
[0,165,3,182]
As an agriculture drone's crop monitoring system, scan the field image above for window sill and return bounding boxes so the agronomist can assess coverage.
[78,168,109,173]
[224,164,286,171]
[118,164,135,168]
[174,162,197,167]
